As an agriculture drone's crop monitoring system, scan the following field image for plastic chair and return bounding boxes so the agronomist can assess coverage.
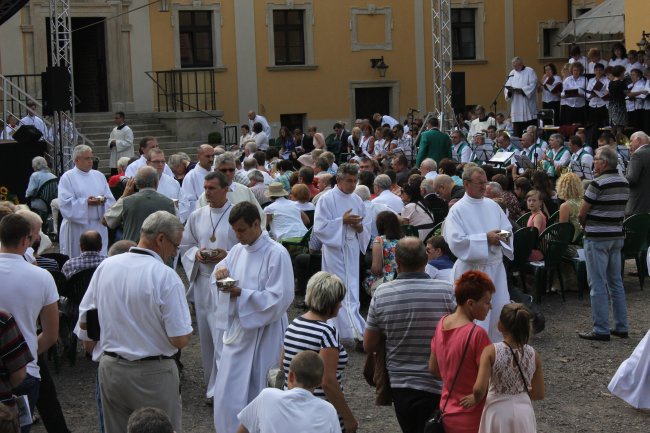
[516,211,531,228]
[281,227,312,261]
[61,268,96,366]
[41,253,69,270]
[621,213,650,290]
[507,227,539,292]
[28,178,58,223]
[548,210,560,225]
[527,222,575,303]
[303,210,315,228]
[424,221,445,244]
[401,224,420,238]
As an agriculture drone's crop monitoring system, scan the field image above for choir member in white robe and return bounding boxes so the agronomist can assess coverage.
[211,201,294,433]
[196,152,266,227]
[442,166,513,343]
[505,57,538,136]
[147,148,181,202]
[58,145,115,257]
[314,163,372,341]
[107,112,134,171]
[180,171,237,398]
[124,137,173,178]
[178,144,214,223]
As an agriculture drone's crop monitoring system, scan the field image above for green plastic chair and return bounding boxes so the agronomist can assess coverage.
[508,227,539,292]
[401,224,420,238]
[28,178,59,224]
[548,210,560,226]
[516,211,531,228]
[621,213,650,290]
[424,221,444,243]
[281,227,312,260]
[527,222,575,303]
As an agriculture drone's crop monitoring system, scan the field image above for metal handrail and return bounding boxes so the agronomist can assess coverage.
[145,69,224,125]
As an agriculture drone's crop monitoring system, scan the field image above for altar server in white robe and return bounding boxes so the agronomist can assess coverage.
[125,136,174,178]
[211,201,294,433]
[505,57,538,136]
[442,166,513,342]
[58,145,115,257]
[314,163,372,341]
[107,111,134,174]
[608,330,650,409]
[180,171,237,398]
[178,144,214,222]
[196,152,266,227]
[147,148,181,202]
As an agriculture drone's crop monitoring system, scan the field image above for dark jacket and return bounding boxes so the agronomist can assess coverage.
[122,189,176,243]
[625,144,650,215]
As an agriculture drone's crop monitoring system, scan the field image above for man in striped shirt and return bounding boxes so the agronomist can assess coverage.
[578,146,630,341]
[364,237,456,433]
[0,309,33,409]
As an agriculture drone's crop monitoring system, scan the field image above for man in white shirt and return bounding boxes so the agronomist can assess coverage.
[180,171,237,400]
[467,105,496,141]
[569,135,594,180]
[125,137,174,178]
[212,202,294,433]
[0,214,59,427]
[147,148,180,201]
[20,100,47,139]
[419,158,438,180]
[373,113,398,128]
[451,130,474,163]
[107,111,134,176]
[58,145,115,257]
[372,174,404,213]
[263,183,308,241]
[77,211,192,433]
[247,110,272,138]
[505,57,538,136]
[236,351,341,433]
[179,144,214,222]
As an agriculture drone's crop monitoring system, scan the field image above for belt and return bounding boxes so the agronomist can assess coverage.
[103,351,173,362]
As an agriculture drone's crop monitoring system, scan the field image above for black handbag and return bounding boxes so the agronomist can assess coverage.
[424,324,477,433]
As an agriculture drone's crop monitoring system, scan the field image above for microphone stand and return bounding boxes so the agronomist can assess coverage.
[491,75,514,114]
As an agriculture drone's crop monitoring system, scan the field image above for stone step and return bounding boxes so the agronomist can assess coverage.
[81,125,172,136]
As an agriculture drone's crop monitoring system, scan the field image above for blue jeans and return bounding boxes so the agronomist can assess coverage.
[584,237,629,335]
[13,374,40,433]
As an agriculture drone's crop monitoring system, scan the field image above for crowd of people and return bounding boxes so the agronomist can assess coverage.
[2,48,650,433]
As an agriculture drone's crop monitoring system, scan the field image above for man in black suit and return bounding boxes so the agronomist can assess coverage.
[294,127,315,154]
[420,178,448,222]
[328,122,350,155]
[625,131,650,215]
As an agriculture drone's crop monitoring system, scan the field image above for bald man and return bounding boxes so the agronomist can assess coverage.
[179,144,214,222]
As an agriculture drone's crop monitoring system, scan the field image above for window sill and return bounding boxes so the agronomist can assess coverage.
[453,59,488,65]
[175,66,228,72]
[266,65,319,71]
[538,57,568,62]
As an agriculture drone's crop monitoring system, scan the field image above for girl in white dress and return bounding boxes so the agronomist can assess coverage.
[460,303,545,433]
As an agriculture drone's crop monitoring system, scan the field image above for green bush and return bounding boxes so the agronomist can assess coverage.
[208,131,222,145]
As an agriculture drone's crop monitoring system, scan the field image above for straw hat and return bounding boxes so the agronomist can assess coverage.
[265,182,289,198]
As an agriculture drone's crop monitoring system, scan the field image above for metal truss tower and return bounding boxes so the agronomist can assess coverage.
[431,0,455,132]
[48,0,76,175]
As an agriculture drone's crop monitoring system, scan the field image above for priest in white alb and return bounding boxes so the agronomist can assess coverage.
[505,56,538,137]
[58,145,115,257]
[196,152,266,227]
[180,170,237,399]
[107,111,134,175]
[442,165,513,342]
[147,148,181,201]
[178,144,214,222]
[124,136,174,178]
[211,201,294,433]
[314,163,372,341]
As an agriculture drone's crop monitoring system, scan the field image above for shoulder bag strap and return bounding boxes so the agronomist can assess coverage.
[441,324,477,414]
[506,343,531,397]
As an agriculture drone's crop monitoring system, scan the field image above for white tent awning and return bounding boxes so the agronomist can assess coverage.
[558,0,624,43]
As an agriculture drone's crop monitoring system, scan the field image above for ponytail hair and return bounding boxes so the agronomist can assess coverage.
[499,303,532,346]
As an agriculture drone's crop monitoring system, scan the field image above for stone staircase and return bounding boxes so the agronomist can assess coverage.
[74,112,200,174]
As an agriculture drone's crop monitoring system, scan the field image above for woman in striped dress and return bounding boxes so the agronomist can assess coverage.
[282,272,357,432]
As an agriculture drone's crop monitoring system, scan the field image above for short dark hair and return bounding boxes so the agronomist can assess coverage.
[384,169,396,184]
[290,350,325,389]
[333,122,343,129]
[79,230,102,252]
[454,270,496,305]
[299,166,314,184]
[395,237,427,271]
[426,117,439,128]
[358,170,375,190]
[569,135,583,148]
[138,136,155,154]
[252,122,263,134]
[228,201,261,226]
[266,147,279,160]
[240,124,250,131]
[544,63,557,75]
[115,111,125,119]
[127,407,173,433]
[426,235,452,257]
[395,154,408,167]
[205,170,228,188]
[0,214,31,247]
[252,151,266,167]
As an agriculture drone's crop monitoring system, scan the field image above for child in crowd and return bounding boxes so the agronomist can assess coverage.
[526,190,547,261]
[460,303,545,433]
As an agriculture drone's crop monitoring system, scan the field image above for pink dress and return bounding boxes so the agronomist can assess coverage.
[431,317,492,433]
[527,211,546,261]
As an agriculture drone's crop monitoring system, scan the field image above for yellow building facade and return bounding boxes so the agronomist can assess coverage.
[4,0,649,138]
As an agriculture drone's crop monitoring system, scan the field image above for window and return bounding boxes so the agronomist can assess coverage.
[539,23,566,59]
[279,113,306,133]
[179,11,213,68]
[272,10,305,66]
[451,9,476,60]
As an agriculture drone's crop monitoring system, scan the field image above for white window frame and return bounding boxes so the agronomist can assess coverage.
[450,0,485,62]
[265,1,315,69]
[172,4,224,70]
[350,6,393,51]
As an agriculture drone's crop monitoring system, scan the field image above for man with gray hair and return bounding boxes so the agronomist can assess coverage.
[419,158,438,180]
[247,170,270,207]
[25,156,57,214]
[104,166,176,243]
[77,211,192,433]
[485,181,503,199]
[420,178,448,221]
[443,165,513,342]
[58,144,115,257]
[625,131,650,215]
[314,163,371,342]
[355,184,392,238]
[578,146,630,341]
[372,174,404,213]
[505,56,538,136]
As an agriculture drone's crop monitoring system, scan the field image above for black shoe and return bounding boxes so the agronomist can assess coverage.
[578,331,610,341]
[610,330,629,338]
[205,397,214,407]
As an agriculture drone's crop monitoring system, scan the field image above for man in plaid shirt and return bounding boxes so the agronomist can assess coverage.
[61,231,107,279]
[0,309,33,409]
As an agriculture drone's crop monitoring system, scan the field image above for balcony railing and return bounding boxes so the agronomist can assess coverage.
[0,74,42,116]
[145,68,218,113]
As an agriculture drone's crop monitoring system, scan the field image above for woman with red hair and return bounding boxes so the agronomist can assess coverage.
[428,270,495,433]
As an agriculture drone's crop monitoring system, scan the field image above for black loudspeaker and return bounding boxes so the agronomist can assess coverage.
[42,66,71,115]
[12,125,43,144]
[451,72,466,113]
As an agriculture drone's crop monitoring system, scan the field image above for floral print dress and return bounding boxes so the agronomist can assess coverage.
[363,235,398,295]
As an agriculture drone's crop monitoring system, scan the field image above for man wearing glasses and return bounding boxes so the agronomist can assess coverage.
[77,211,192,433]
[147,148,180,202]
[179,144,214,223]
